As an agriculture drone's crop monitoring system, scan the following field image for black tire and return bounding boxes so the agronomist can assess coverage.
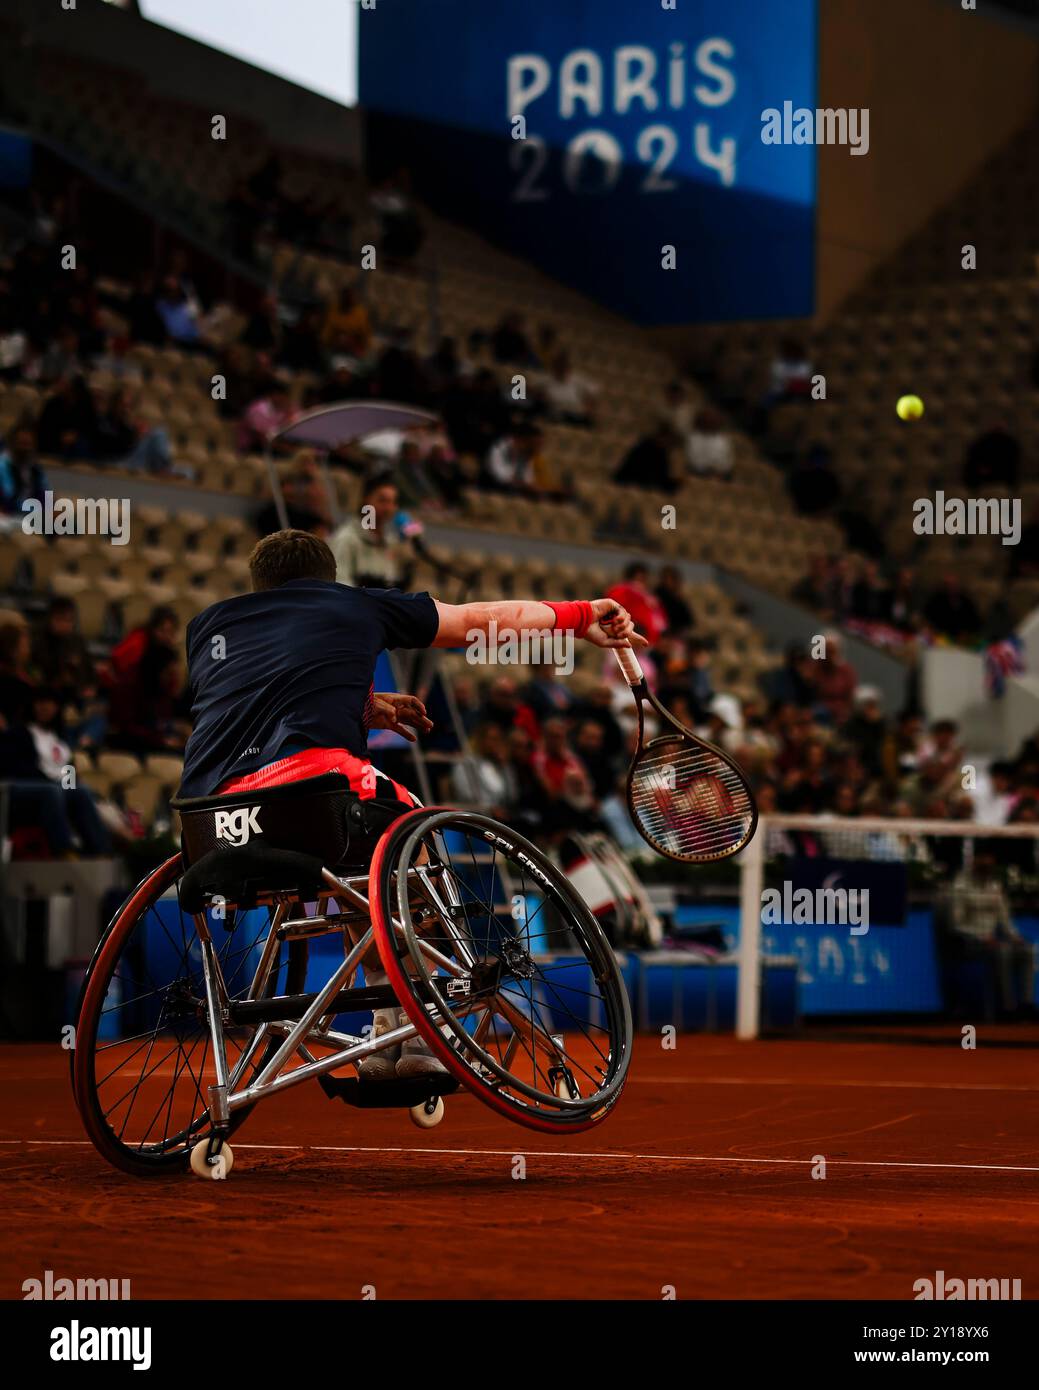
[370,808,633,1133]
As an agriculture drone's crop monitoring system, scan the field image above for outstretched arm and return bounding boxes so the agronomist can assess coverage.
[430,597,648,650]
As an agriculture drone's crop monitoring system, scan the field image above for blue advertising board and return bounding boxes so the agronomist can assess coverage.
[359,0,816,322]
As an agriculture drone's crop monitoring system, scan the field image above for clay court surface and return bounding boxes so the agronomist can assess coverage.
[3,1029,1038,1301]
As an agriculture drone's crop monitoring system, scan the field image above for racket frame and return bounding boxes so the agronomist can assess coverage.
[614,645,758,863]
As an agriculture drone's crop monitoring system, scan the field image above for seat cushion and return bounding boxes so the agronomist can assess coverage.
[179,843,327,914]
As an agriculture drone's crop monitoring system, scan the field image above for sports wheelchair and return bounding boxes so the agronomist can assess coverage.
[72,774,633,1178]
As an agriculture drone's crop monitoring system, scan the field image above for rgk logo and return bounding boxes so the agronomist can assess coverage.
[214,806,262,846]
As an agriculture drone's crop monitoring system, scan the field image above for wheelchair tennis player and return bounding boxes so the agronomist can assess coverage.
[178,528,645,1082]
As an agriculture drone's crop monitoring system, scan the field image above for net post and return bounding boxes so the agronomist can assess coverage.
[736,819,765,1039]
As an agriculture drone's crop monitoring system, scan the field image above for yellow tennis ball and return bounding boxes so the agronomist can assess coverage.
[896,394,924,421]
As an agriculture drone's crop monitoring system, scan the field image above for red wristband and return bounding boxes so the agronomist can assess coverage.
[546,600,595,639]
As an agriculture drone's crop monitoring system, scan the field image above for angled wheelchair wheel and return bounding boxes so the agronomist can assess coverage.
[369,808,633,1133]
[72,854,308,1176]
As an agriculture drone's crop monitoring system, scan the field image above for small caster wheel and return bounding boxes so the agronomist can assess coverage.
[190,1138,234,1179]
[409,1096,445,1129]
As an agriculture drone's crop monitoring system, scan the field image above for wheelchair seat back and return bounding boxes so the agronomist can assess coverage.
[171,773,408,913]
[172,773,355,866]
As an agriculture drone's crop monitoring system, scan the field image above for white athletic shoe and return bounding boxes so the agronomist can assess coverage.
[357,1007,402,1082]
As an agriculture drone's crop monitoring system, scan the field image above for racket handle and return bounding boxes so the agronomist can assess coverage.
[613,644,645,687]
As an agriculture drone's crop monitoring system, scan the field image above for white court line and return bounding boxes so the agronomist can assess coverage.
[631,1076,1039,1093]
[2,1138,1038,1174]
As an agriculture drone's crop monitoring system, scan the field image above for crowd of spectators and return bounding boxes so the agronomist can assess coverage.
[1,173,1036,868]
[438,574,1039,862]
[0,598,189,856]
[791,551,1013,650]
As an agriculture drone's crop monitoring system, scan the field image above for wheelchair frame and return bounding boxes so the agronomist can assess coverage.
[188,850,567,1168]
[74,805,631,1178]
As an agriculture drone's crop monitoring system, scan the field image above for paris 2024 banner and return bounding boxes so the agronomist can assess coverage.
[359,0,818,323]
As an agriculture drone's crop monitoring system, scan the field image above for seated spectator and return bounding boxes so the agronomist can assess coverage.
[764,338,814,405]
[126,271,166,346]
[702,693,744,755]
[310,360,367,409]
[491,312,537,366]
[237,379,295,453]
[329,474,409,587]
[92,386,177,476]
[482,422,542,494]
[793,554,837,616]
[658,635,714,721]
[569,681,626,765]
[505,724,544,837]
[777,737,833,813]
[888,566,922,634]
[451,722,518,816]
[256,456,332,539]
[973,761,1017,828]
[654,565,695,635]
[0,620,35,724]
[479,676,539,741]
[0,686,112,857]
[541,352,598,427]
[369,169,425,263]
[937,847,1034,1018]
[850,559,892,623]
[155,276,202,347]
[917,718,964,789]
[442,368,511,460]
[0,424,47,516]
[892,711,926,779]
[105,607,186,753]
[394,437,441,510]
[531,716,599,834]
[573,718,617,803]
[321,285,372,359]
[685,408,734,478]
[423,441,467,510]
[37,374,98,459]
[965,424,1020,491]
[613,423,677,493]
[606,564,668,646]
[0,302,28,381]
[36,325,84,385]
[31,597,104,746]
[810,631,858,725]
[830,782,862,818]
[843,687,888,779]
[521,663,574,724]
[765,644,817,708]
[923,574,982,644]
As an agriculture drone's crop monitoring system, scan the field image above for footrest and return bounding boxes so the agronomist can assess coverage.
[318,1073,460,1109]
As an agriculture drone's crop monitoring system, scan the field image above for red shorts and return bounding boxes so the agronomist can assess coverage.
[218,747,418,808]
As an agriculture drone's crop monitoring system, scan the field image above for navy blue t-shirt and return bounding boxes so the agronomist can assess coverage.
[178,580,439,798]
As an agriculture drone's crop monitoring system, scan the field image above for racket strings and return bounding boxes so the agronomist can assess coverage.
[630,738,754,860]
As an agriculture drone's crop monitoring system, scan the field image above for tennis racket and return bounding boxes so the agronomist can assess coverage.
[612,643,757,863]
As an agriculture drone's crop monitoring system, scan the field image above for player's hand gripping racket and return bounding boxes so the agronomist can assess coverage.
[611,640,757,863]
